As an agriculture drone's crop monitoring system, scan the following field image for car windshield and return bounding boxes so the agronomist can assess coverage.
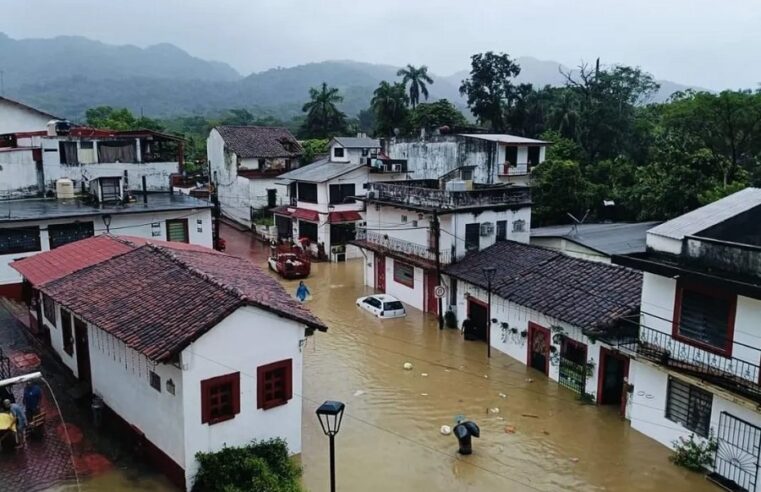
[384,301,404,311]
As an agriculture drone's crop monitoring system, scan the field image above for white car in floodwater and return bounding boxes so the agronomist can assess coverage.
[356,294,407,319]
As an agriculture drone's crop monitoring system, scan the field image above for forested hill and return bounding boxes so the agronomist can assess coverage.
[1,33,699,120]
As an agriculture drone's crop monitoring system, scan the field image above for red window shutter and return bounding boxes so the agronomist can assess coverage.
[284,359,293,402]
[257,359,293,410]
[257,365,266,409]
[200,379,210,424]
[232,372,241,415]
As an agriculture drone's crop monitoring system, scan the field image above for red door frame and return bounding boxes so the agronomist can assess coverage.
[597,347,630,414]
[375,255,386,292]
[425,271,438,314]
[527,322,551,375]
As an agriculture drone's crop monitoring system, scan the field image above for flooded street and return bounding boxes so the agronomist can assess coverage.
[64,226,717,492]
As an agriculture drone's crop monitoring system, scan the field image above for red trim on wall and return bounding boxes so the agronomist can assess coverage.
[425,272,439,315]
[466,294,488,314]
[103,404,186,490]
[672,281,736,357]
[0,283,23,300]
[527,322,550,375]
[596,347,630,413]
[375,255,386,292]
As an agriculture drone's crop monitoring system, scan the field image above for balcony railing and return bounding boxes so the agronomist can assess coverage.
[368,159,408,174]
[356,229,451,264]
[683,235,761,280]
[498,163,531,176]
[368,182,531,210]
[616,325,761,403]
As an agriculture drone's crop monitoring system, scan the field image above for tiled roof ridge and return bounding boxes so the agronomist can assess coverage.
[217,124,290,130]
[146,244,249,301]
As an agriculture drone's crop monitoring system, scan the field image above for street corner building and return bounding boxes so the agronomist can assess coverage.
[11,238,327,490]
[613,187,761,491]
[444,240,643,406]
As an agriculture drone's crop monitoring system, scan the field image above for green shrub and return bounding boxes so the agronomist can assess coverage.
[192,438,302,492]
[670,433,718,472]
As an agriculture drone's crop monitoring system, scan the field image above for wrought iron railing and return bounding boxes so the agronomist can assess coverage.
[355,229,451,264]
[368,182,531,210]
[617,325,761,403]
[0,347,11,380]
[558,358,586,395]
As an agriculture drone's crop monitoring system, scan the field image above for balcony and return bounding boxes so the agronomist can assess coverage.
[615,325,761,404]
[683,235,761,281]
[367,182,531,211]
[368,158,408,174]
[498,163,530,176]
[355,229,451,265]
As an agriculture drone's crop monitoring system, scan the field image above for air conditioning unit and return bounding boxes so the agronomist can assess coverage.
[391,163,402,172]
[480,222,494,236]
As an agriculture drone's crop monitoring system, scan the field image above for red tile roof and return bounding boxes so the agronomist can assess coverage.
[11,235,215,287]
[328,211,362,223]
[40,245,326,361]
[292,208,319,222]
[11,235,134,287]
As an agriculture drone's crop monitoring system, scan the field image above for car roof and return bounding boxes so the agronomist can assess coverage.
[370,294,401,302]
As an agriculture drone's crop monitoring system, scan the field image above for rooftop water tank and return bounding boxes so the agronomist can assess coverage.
[56,178,75,199]
[46,120,72,137]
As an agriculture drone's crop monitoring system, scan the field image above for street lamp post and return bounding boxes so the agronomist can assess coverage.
[316,400,345,492]
[482,266,496,358]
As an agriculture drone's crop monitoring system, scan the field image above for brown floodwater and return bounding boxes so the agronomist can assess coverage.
[62,229,717,491]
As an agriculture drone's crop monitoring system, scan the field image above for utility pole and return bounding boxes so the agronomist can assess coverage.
[433,210,443,330]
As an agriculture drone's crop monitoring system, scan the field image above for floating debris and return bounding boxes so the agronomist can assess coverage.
[440,425,452,435]
[421,373,429,377]
[504,425,516,434]
[570,457,579,463]
[420,392,429,396]
[488,407,500,414]
[521,413,539,419]
[498,392,507,398]
[353,390,365,397]
[525,378,534,383]
[403,362,413,370]
[483,375,489,379]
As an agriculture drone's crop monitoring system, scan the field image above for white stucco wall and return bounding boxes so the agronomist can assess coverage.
[0,100,52,134]
[180,305,306,490]
[89,326,186,467]
[0,208,212,286]
[450,207,531,259]
[452,280,601,397]
[384,257,425,311]
[39,293,79,377]
[0,149,38,198]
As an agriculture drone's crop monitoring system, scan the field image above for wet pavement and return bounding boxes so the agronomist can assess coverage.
[3,224,719,491]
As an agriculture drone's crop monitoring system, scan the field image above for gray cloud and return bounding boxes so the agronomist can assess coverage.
[4,0,760,89]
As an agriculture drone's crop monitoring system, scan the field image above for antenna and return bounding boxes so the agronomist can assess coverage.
[566,210,590,236]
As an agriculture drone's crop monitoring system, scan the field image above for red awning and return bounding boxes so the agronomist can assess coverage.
[328,211,363,223]
[271,206,293,217]
[292,208,320,222]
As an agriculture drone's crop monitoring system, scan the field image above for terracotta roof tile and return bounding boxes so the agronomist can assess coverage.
[216,126,303,159]
[444,241,642,329]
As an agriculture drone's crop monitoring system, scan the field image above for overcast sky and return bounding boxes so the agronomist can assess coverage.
[4,0,761,89]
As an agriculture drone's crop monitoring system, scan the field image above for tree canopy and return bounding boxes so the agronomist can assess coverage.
[371,81,410,137]
[300,82,347,138]
[397,64,434,109]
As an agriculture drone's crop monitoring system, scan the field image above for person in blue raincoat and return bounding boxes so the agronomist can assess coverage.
[295,281,310,302]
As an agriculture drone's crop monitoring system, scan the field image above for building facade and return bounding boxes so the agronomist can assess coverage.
[207,126,302,227]
[0,179,212,298]
[389,133,549,186]
[613,188,761,491]
[353,176,532,314]
[14,243,327,490]
[0,96,57,134]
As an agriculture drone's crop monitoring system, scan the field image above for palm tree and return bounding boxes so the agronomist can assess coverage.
[371,81,410,136]
[397,64,434,109]
[301,82,347,138]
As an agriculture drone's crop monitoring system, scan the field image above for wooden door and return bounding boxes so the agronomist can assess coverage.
[425,272,439,314]
[598,347,629,414]
[375,255,386,292]
[527,322,550,375]
[74,318,91,391]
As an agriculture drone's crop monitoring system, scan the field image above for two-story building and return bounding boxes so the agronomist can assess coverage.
[613,188,761,491]
[389,133,549,185]
[352,172,532,315]
[12,240,327,490]
[207,126,303,227]
[0,175,213,299]
[272,136,407,261]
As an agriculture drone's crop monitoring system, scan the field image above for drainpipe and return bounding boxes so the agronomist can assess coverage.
[434,210,443,330]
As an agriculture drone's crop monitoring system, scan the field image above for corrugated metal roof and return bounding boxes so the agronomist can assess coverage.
[333,137,380,148]
[459,134,550,145]
[531,222,660,256]
[648,188,761,240]
[277,158,365,183]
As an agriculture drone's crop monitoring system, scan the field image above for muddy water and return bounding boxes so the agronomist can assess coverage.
[67,229,715,491]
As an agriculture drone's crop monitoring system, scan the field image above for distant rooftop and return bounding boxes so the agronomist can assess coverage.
[0,192,211,223]
[531,222,660,256]
[276,158,365,183]
[648,188,761,241]
[332,136,380,148]
[215,126,302,159]
[459,134,550,145]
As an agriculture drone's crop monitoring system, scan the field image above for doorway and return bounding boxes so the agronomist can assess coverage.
[425,272,439,314]
[467,298,488,342]
[527,322,550,375]
[74,318,91,392]
[375,255,386,292]
[598,348,629,411]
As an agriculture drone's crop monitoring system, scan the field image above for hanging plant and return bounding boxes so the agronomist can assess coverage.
[500,322,509,329]
[549,345,558,354]
[520,329,528,338]
[585,360,596,378]
[552,333,565,345]
[510,327,518,334]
